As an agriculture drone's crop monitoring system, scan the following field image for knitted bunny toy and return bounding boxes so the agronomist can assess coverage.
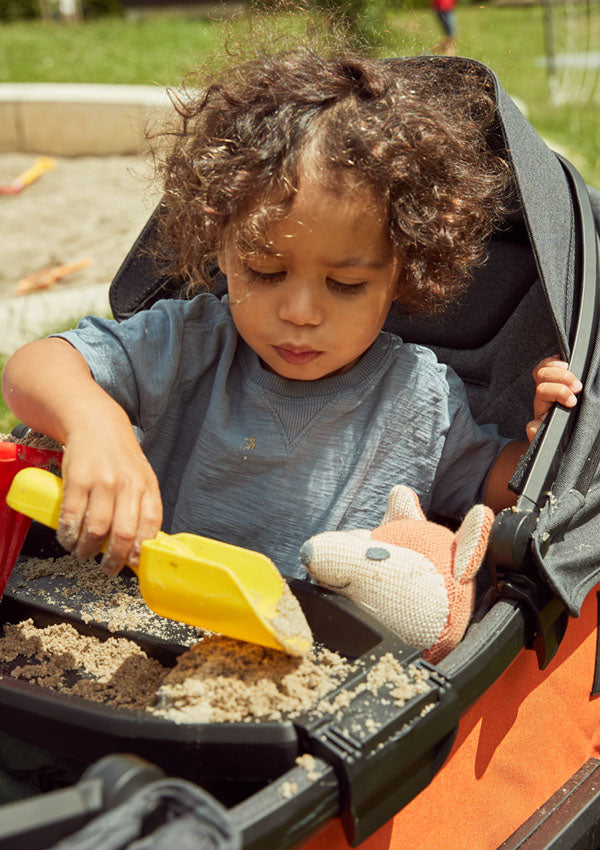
[300,486,494,663]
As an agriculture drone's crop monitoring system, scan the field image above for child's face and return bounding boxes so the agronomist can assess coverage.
[219,179,398,380]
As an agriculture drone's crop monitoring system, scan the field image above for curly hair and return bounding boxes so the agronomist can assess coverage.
[153,49,513,312]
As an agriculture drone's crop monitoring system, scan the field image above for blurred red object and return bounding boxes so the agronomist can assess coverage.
[0,441,63,596]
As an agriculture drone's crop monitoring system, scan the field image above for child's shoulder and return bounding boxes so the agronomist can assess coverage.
[383,332,447,374]
[152,290,227,320]
[130,290,234,335]
[381,333,465,396]
[147,293,239,361]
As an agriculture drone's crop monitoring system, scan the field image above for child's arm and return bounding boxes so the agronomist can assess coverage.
[2,337,162,573]
[484,357,582,513]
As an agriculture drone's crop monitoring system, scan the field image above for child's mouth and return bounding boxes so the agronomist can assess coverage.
[275,346,322,366]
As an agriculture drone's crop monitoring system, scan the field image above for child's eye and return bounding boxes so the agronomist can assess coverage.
[327,279,367,296]
[246,267,286,284]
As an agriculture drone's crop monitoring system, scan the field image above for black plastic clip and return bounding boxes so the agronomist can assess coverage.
[303,662,459,846]
[488,507,568,669]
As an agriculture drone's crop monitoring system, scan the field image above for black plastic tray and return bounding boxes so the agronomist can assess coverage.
[0,524,463,842]
[0,526,426,778]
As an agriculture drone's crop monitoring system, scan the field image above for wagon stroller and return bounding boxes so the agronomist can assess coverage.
[0,54,599,850]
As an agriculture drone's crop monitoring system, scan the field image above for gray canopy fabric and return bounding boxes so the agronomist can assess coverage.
[108,56,600,618]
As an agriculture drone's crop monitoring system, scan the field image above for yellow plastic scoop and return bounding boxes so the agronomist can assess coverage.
[7,467,313,656]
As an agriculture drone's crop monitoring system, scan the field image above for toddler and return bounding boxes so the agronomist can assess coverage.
[1,50,580,578]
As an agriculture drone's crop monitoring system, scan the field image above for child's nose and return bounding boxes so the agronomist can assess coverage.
[277,280,322,326]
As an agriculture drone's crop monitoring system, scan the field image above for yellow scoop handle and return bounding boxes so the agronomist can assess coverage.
[7,467,313,656]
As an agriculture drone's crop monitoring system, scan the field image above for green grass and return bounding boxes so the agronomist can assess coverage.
[0,16,221,85]
[0,11,325,86]
[0,5,597,180]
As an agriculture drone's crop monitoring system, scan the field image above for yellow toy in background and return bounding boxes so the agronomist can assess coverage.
[16,258,93,295]
[0,156,57,196]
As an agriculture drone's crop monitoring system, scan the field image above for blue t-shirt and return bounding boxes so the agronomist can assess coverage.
[56,293,507,579]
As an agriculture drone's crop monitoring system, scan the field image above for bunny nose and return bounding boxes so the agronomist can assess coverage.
[365,546,391,561]
[299,541,314,566]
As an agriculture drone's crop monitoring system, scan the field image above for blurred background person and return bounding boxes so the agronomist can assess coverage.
[431,0,458,56]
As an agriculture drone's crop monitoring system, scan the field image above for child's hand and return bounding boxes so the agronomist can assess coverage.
[57,423,163,574]
[526,356,583,442]
[2,337,163,574]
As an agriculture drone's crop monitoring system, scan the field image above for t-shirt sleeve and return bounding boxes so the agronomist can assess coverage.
[51,295,223,433]
[429,368,511,519]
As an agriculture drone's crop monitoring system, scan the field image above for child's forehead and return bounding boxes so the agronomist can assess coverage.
[277,153,386,225]
[290,174,384,225]
[240,178,392,263]
[225,146,391,257]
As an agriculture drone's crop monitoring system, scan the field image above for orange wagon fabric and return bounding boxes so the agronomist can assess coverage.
[303,586,600,850]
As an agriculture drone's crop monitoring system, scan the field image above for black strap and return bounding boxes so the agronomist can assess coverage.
[516,155,600,512]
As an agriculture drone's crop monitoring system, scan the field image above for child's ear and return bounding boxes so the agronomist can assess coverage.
[217,250,228,276]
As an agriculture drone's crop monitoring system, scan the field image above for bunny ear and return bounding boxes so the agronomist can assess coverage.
[454,505,495,583]
[382,485,426,524]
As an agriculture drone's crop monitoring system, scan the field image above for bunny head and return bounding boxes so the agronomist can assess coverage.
[300,485,494,663]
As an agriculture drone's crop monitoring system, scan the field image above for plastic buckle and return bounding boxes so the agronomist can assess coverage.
[488,508,568,669]
[303,661,459,846]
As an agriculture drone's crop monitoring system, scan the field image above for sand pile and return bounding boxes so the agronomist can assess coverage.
[0,608,429,727]
[0,617,354,721]
[15,553,202,642]
[0,618,164,712]
[1,551,431,725]
[0,614,431,724]
[1,430,63,451]
[154,637,352,723]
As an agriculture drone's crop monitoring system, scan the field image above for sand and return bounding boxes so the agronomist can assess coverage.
[14,553,203,644]
[1,551,429,727]
[0,613,432,725]
[0,153,160,302]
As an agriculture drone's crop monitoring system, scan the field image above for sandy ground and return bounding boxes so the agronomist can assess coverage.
[0,153,160,302]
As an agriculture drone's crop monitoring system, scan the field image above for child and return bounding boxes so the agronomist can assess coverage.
[1,50,581,579]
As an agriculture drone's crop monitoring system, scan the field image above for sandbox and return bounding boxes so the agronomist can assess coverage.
[0,152,160,350]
